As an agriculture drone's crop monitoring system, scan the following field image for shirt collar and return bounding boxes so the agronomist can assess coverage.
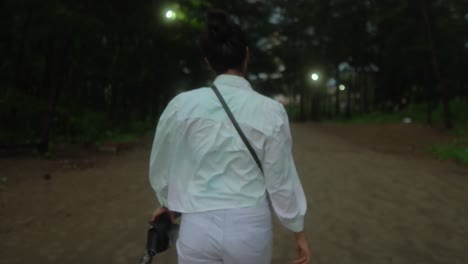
[213,74,253,91]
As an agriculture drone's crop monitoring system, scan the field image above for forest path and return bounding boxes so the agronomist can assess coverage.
[1,123,467,264]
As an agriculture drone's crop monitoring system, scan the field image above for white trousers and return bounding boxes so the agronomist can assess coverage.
[176,199,272,264]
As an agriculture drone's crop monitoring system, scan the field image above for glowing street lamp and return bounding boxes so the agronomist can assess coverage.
[165,10,176,19]
[339,84,346,91]
[311,73,319,81]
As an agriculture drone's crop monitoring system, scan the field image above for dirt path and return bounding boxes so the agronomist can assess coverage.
[1,123,467,264]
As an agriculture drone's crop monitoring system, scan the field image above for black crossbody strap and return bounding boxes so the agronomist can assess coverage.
[211,85,264,174]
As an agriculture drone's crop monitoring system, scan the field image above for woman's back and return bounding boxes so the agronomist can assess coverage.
[151,74,288,213]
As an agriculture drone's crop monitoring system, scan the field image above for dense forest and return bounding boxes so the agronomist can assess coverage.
[1,0,467,153]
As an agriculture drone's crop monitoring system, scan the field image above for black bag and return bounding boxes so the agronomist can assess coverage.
[140,212,179,263]
[146,213,173,255]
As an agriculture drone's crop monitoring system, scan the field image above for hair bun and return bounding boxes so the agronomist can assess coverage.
[206,9,232,42]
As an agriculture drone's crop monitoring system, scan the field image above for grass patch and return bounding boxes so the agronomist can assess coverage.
[321,100,468,125]
[318,100,468,165]
[338,112,402,124]
[56,110,155,144]
[430,143,468,165]
[431,122,468,165]
[97,131,139,144]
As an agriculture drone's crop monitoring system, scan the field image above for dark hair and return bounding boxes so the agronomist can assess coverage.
[200,9,248,75]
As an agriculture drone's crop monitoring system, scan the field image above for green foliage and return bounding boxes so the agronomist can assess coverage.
[445,100,468,125]
[284,103,301,121]
[0,91,47,143]
[1,0,467,155]
[95,119,154,144]
[403,104,429,123]
[431,143,468,165]
[333,112,402,124]
[405,100,468,126]
[454,127,468,137]
[95,118,155,144]
[59,110,110,143]
[340,100,468,128]
[336,100,468,165]
[97,131,138,144]
[55,110,154,144]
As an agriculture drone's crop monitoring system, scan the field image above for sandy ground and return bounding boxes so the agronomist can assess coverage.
[1,123,467,264]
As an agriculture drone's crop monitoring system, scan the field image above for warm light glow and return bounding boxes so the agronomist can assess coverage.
[166,10,175,19]
[311,73,319,81]
[339,84,346,91]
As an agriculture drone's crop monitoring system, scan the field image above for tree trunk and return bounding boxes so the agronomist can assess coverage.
[362,74,370,113]
[335,90,340,117]
[420,0,452,129]
[14,7,33,92]
[346,79,352,119]
[39,37,56,152]
[299,83,306,122]
[40,35,71,154]
[309,92,320,122]
[426,99,437,126]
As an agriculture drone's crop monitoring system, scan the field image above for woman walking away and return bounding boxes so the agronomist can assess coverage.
[149,9,311,264]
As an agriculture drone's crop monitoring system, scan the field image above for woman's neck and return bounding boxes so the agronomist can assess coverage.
[224,69,245,77]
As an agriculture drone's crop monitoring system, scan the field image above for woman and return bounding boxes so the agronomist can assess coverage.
[149,9,311,264]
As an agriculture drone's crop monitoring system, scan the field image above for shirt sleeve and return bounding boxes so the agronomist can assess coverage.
[263,106,307,232]
[149,99,178,207]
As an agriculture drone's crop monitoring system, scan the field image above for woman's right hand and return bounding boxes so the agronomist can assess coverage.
[151,206,177,222]
[293,231,311,264]
[151,207,168,221]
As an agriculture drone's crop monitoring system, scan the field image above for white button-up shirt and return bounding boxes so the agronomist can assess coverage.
[149,74,307,232]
